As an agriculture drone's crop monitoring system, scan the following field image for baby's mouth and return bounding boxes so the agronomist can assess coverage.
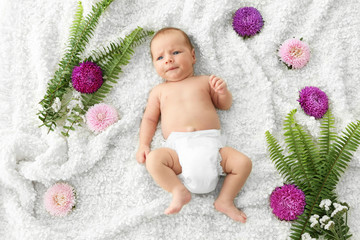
[166,67,178,72]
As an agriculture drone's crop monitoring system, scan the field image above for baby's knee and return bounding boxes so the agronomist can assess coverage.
[234,155,252,174]
[145,148,176,171]
[243,156,252,170]
[145,150,160,170]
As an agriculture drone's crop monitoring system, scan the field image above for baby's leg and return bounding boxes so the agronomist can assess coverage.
[146,148,191,215]
[214,147,252,223]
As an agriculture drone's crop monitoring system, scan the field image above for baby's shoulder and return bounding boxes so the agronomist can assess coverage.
[147,83,161,97]
[193,75,211,88]
[194,75,210,81]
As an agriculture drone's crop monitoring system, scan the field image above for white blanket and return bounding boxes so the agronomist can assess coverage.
[1,0,359,239]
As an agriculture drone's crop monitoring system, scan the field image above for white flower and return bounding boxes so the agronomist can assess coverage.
[319,199,332,211]
[324,220,335,230]
[301,232,316,240]
[51,97,62,112]
[320,215,330,228]
[331,203,349,218]
[309,214,320,228]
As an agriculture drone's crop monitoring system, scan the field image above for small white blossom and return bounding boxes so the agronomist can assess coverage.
[309,214,320,228]
[310,214,319,222]
[301,232,316,240]
[331,203,348,218]
[67,99,78,110]
[51,97,62,112]
[319,199,332,211]
[310,214,319,228]
[324,220,335,230]
[320,215,330,228]
[310,221,319,228]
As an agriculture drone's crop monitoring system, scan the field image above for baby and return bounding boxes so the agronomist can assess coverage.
[136,27,252,223]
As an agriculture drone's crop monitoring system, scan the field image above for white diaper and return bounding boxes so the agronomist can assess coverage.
[164,129,226,194]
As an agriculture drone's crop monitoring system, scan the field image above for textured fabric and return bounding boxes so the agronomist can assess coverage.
[0,0,360,239]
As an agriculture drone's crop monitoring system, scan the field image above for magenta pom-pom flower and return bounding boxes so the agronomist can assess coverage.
[298,86,329,119]
[44,183,76,217]
[86,103,118,132]
[278,38,310,69]
[270,184,306,221]
[232,7,264,37]
[71,61,103,93]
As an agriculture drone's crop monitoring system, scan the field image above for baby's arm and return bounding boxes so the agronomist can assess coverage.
[208,75,232,110]
[136,87,161,164]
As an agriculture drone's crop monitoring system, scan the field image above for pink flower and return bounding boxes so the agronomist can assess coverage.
[86,103,118,132]
[270,184,306,221]
[278,38,310,69]
[44,183,76,217]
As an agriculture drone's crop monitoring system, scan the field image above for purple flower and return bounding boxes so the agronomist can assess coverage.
[298,86,329,119]
[72,61,103,94]
[270,184,306,221]
[232,7,264,37]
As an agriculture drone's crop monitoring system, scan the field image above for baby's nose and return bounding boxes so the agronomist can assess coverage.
[165,57,174,64]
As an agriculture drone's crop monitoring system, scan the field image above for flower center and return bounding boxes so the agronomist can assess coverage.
[97,113,106,121]
[290,47,303,58]
[54,194,67,207]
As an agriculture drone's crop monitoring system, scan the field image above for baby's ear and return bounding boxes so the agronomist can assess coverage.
[192,48,196,64]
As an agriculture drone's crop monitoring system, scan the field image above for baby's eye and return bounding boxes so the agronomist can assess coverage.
[173,51,180,55]
[157,56,163,61]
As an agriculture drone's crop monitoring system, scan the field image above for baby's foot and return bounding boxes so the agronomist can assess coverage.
[214,199,247,223]
[164,187,191,215]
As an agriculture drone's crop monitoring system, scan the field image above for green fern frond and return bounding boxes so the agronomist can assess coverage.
[61,105,85,137]
[270,110,360,240]
[294,123,321,186]
[81,27,154,110]
[86,28,154,65]
[265,131,295,183]
[38,0,114,132]
[61,27,154,136]
[323,120,360,195]
[283,109,314,192]
[318,111,337,175]
[69,1,84,45]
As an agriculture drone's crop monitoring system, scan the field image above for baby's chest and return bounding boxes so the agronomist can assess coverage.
[161,85,209,103]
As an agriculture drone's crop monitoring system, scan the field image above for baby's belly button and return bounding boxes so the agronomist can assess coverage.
[185,126,197,132]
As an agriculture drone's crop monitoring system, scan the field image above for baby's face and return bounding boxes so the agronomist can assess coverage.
[150,30,196,82]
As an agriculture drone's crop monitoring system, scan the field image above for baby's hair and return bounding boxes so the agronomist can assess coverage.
[150,27,194,58]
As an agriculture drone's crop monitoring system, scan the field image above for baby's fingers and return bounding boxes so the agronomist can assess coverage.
[214,78,224,89]
[209,75,216,86]
[209,75,219,88]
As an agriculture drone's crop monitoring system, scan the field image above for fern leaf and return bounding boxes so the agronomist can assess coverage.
[265,131,295,183]
[283,109,314,192]
[324,120,360,194]
[80,27,153,111]
[294,123,321,185]
[38,0,114,132]
[318,111,336,167]
[288,120,360,239]
[69,2,84,42]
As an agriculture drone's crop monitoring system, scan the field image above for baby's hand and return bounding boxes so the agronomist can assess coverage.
[136,145,150,164]
[209,75,227,94]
